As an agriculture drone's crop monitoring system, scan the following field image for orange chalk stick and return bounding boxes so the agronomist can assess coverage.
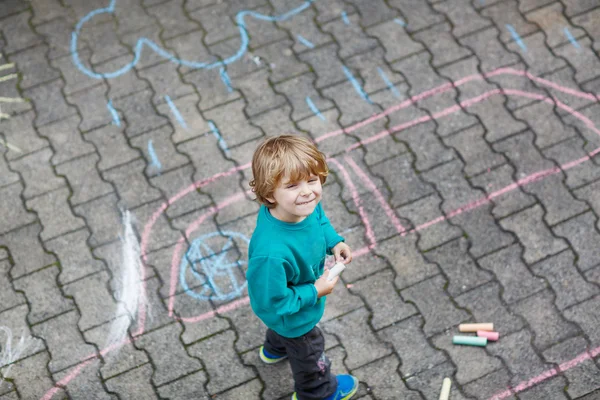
[477,330,499,341]
[459,323,493,332]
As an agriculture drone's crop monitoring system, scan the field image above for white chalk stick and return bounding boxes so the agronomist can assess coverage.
[439,377,451,400]
[327,262,346,281]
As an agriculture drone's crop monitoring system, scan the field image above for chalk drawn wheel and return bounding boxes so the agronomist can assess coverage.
[179,231,249,302]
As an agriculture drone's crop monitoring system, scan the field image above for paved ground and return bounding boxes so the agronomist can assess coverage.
[1,0,600,399]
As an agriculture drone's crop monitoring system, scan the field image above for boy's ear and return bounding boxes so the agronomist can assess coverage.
[265,196,275,204]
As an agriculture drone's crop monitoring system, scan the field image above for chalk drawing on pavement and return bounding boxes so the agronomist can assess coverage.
[179,231,249,302]
[0,326,40,389]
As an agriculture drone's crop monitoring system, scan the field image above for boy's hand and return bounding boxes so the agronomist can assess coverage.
[333,242,352,264]
[314,269,339,298]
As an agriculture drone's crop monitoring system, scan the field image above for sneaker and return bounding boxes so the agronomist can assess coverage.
[291,374,358,400]
[259,345,288,364]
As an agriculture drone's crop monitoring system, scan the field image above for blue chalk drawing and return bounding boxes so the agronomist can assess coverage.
[342,66,373,105]
[377,67,401,98]
[107,100,120,126]
[506,24,527,52]
[563,27,580,49]
[165,95,188,130]
[393,18,405,27]
[180,231,249,302]
[219,67,234,92]
[306,96,326,121]
[208,121,231,157]
[147,140,162,172]
[341,11,350,25]
[71,0,314,79]
[297,35,315,49]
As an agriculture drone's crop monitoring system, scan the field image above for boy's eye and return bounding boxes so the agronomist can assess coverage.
[309,178,318,182]
[286,184,297,188]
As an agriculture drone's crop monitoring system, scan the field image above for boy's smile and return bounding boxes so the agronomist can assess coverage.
[267,175,323,223]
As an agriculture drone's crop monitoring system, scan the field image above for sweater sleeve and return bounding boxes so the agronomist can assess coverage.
[246,256,318,316]
[317,203,344,255]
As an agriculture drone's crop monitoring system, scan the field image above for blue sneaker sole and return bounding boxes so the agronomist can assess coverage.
[259,346,288,364]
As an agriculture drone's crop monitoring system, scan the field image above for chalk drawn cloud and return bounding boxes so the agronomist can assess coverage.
[71,0,314,79]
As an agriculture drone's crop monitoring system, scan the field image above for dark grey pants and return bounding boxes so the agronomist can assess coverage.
[264,327,337,400]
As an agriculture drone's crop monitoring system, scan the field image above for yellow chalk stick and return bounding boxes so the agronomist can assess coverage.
[439,377,451,400]
[459,323,493,332]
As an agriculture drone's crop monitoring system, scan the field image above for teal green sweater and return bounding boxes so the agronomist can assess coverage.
[247,202,344,338]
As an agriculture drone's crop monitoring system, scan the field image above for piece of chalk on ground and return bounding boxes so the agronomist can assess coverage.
[439,377,451,400]
[459,323,493,332]
[477,330,499,341]
[453,336,487,347]
[327,262,346,281]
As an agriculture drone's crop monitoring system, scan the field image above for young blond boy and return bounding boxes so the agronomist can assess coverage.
[247,135,358,400]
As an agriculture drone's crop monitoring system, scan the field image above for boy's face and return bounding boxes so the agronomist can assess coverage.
[267,174,322,223]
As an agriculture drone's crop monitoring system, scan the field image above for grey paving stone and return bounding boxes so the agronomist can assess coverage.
[514,101,578,149]
[561,0,599,16]
[348,269,417,330]
[155,93,211,144]
[187,2,238,45]
[459,27,520,72]
[227,301,265,353]
[27,187,86,241]
[387,0,444,32]
[114,89,169,138]
[527,3,585,48]
[425,238,494,296]
[255,39,310,84]
[508,32,567,76]
[322,307,392,370]
[478,244,546,304]
[249,105,298,142]
[32,309,97,372]
[455,282,526,336]
[73,193,122,247]
[414,22,472,67]
[102,158,162,209]
[54,358,115,400]
[130,199,183,253]
[573,8,600,49]
[275,72,333,122]
[0,151,19,188]
[378,315,446,378]
[242,347,293,399]
[9,45,59,89]
[499,205,569,264]
[203,99,263,147]
[0,259,25,313]
[0,112,48,162]
[138,62,195,106]
[488,329,553,385]
[130,125,190,175]
[353,355,423,399]
[188,329,254,394]
[0,183,37,234]
[67,84,113,132]
[544,336,600,399]
[0,352,63,400]
[136,322,203,386]
[433,0,491,37]
[397,120,456,172]
[9,148,65,199]
[563,295,600,344]
[12,265,74,324]
[23,79,77,128]
[56,153,114,205]
[38,115,96,166]
[62,271,116,331]
[462,368,513,400]
[0,0,28,19]
[321,14,378,59]
[482,0,539,44]
[519,375,569,400]
[147,0,199,40]
[366,20,423,64]
[104,363,158,399]
[512,289,580,350]
[443,124,506,177]
[402,274,470,336]
[46,228,105,285]
[85,125,140,171]
[1,222,56,278]
[0,11,43,54]
[553,212,600,271]
[396,194,463,251]
[542,136,600,190]
[156,370,209,399]
[532,249,599,310]
[298,42,347,89]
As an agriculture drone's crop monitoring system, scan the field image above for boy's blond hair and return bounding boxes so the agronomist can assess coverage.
[250,135,329,208]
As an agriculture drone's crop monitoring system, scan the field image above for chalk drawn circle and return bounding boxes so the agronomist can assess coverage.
[179,231,249,302]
